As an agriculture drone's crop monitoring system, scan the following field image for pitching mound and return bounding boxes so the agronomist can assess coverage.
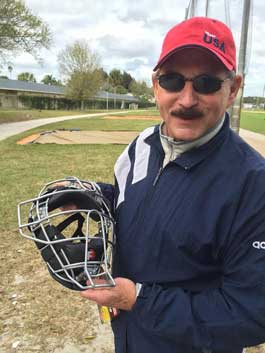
[17,130,139,145]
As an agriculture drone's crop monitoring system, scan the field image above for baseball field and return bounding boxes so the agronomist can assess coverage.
[0,109,264,353]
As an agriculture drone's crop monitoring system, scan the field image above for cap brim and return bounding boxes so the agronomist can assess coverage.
[153,45,234,71]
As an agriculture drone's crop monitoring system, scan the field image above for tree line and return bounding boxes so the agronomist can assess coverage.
[0,0,153,104]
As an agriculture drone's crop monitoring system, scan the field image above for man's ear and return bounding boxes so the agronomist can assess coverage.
[152,72,159,100]
[227,74,242,108]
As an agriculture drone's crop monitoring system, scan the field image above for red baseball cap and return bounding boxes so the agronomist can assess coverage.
[154,17,236,71]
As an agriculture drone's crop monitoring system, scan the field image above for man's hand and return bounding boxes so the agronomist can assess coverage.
[80,277,136,311]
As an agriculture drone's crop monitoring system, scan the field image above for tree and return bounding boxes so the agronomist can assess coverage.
[57,40,103,108]
[109,69,123,88]
[97,68,109,81]
[0,0,51,65]
[17,72,36,82]
[129,80,153,101]
[121,71,134,90]
[107,69,134,93]
[41,74,62,86]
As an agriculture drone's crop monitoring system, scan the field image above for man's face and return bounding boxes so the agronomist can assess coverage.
[153,48,241,141]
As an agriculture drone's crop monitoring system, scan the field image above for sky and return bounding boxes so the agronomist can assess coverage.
[2,0,265,97]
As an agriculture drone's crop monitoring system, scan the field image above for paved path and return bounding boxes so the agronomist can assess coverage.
[0,111,130,141]
[240,128,265,157]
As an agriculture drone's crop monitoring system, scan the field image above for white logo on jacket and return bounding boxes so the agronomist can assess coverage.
[253,241,265,249]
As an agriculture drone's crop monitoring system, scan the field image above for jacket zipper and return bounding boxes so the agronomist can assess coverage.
[153,166,163,186]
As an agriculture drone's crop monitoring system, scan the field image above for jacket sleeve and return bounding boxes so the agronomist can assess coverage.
[97,182,115,212]
[133,169,265,352]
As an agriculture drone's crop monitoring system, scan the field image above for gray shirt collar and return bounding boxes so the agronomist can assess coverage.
[159,115,225,167]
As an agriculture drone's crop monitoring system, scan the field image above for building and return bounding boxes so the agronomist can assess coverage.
[0,78,140,110]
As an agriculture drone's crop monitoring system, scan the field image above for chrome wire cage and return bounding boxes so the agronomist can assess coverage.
[18,177,116,290]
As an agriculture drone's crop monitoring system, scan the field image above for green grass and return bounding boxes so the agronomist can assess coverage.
[0,115,157,231]
[0,108,109,124]
[240,110,265,135]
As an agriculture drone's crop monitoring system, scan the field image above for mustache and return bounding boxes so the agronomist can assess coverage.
[170,109,203,120]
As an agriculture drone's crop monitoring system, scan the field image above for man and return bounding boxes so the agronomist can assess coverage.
[81,17,265,353]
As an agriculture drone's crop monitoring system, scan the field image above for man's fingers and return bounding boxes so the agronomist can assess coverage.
[80,287,111,306]
[80,277,136,310]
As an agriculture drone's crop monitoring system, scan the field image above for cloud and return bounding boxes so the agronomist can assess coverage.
[97,34,155,59]
[4,0,265,97]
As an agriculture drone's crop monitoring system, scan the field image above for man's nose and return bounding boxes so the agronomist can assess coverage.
[177,81,198,109]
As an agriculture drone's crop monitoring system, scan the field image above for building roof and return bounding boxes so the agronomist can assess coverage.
[0,78,65,95]
[0,78,139,102]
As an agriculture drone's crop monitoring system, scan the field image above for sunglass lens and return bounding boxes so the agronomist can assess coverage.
[158,74,184,92]
[194,75,222,94]
[158,74,224,94]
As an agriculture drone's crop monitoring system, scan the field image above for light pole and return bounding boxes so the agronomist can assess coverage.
[105,78,109,110]
[106,90,109,110]
[263,83,265,110]
[205,0,209,16]
[230,0,252,133]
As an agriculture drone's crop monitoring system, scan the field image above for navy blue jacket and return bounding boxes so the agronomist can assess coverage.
[101,115,265,353]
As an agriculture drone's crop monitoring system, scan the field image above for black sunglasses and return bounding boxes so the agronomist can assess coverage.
[157,73,231,94]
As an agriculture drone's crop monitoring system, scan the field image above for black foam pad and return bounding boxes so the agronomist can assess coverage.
[48,189,101,211]
[33,225,104,291]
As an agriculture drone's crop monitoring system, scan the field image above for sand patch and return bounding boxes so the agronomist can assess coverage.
[17,133,41,145]
[17,130,139,145]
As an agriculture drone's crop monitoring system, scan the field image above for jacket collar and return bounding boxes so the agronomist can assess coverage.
[145,113,231,170]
